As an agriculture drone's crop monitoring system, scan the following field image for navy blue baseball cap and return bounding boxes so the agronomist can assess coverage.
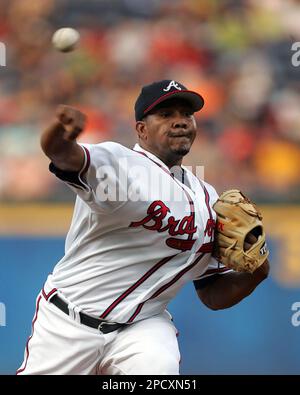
[134,80,205,121]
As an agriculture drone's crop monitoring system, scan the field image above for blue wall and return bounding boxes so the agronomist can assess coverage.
[0,237,299,375]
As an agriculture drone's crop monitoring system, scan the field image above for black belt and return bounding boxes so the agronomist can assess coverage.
[49,294,126,334]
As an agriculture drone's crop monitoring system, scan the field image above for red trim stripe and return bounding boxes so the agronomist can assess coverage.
[16,295,42,375]
[100,149,196,321]
[42,287,57,301]
[197,241,213,253]
[127,303,144,322]
[196,177,213,225]
[66,181,86,191]
[77,145,91,191]
[135,150,196,236]
[81,146,90,176]
[127,252,206,323]
[100,254,177,319]
[143,90,204,115]
[135,151,171,178]
[201,181,212,220]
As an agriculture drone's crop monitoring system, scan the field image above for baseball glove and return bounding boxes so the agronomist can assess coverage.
[213,189,269,273]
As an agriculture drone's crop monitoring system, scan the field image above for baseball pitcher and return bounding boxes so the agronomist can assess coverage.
[17,80,270,375]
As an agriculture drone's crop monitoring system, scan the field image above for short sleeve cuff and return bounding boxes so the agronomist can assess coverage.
[49,145,90,191]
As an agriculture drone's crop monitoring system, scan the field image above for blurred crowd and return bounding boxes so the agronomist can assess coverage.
[0,0,300,202]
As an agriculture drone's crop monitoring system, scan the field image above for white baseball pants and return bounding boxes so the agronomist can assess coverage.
[17,292,180,375]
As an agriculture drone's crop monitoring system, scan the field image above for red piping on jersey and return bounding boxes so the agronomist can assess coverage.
[81,146,90,176]
[134,150,196,237]
[51,145,91,192]
[99,149,198,320]
[66,181,86,191]
[127,252,207,323]
[127,249,231,323]
[77,145,91,191]
[199,180,212,221]
[42,287,57,301]
[16,295,42,375]
[99,254,178,319]
[204,186,212,220]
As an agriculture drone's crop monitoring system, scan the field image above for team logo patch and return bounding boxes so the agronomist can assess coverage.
[163,80,182,92]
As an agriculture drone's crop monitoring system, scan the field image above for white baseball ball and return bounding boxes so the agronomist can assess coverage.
[52,27,80,52]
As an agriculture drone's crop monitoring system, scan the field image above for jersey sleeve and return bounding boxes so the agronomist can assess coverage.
[49,142,127,212]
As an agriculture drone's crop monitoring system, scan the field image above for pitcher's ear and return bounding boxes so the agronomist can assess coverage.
[136,121,148,141]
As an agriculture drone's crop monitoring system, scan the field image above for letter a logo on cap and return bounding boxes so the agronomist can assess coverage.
[163,80,182,92]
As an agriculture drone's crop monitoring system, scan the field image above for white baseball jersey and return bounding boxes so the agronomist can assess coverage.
[45,142,231,323]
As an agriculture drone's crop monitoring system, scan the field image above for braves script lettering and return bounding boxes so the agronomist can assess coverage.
[204,219,216,237]
[129,200,197,251]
